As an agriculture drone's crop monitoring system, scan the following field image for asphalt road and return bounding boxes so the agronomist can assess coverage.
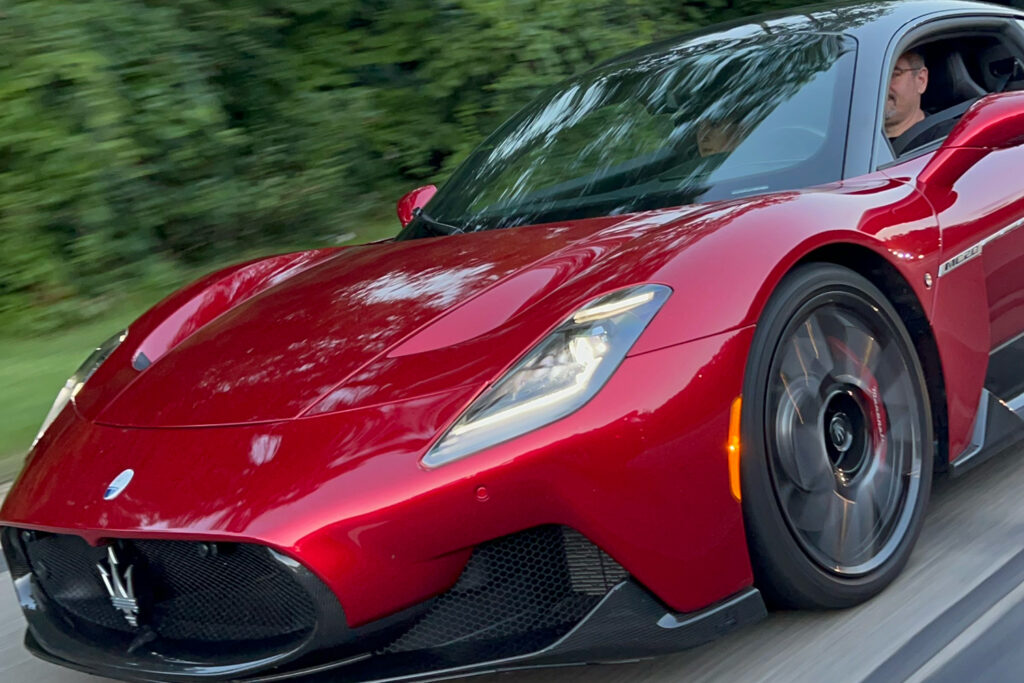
[1,448,1022,683]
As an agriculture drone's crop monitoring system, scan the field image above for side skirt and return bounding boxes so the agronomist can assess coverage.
[951,331,1024,477]
[985,332,1024,402]
[950,389,1024,477]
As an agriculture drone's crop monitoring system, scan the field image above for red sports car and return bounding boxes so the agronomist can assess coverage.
[4,1,1024,681]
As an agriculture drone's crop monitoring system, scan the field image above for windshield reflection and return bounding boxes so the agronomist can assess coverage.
[415,32,856,233]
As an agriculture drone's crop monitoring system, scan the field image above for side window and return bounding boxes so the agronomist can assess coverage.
[884,31,1020,159]
[875,130,895,167]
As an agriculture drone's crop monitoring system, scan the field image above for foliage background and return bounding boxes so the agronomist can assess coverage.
[1,0,843,332]
[2,0,1023,471]
[3,0,1024,331]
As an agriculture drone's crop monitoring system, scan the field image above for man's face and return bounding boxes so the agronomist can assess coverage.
[886,56,928,126]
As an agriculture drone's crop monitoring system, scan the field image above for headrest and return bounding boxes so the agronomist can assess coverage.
[978,45,1024,92]
[922,50,987,113]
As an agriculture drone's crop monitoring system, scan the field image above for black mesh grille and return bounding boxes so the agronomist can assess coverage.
[5,525,625,672]
[18,532,317,650]
[563,527,630,596]
[384,526,627,660]
[135,540,316,642]
[24,533,132,634]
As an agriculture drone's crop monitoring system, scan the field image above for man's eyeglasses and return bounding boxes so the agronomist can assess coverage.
[891,66,924,79]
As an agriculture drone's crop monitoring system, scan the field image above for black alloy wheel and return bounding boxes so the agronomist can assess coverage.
[741,263,933,608]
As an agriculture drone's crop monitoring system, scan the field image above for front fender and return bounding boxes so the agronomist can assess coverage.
[627,176,938,355]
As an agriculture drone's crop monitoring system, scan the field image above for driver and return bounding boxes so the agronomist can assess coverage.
[885,50,929,141]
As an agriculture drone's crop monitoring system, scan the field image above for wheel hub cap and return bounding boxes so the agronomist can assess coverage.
[829,413,853,452]
[822,390,869,480]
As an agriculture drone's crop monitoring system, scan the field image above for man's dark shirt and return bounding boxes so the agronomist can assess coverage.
[889,98,978,156]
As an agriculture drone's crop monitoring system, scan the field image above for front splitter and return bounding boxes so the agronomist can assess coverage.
[26,580,766,682]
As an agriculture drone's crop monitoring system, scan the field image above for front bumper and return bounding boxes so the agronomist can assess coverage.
[6,524,765,682]
[2,326,763,680]
[2,327,757,628]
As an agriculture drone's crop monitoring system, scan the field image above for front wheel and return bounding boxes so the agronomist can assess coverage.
[741,263,933,609]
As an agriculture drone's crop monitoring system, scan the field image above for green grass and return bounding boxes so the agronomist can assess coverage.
[0,217,399,482]
[0,306,148,482]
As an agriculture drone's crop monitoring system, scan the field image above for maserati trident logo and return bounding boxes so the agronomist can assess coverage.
[96,546,140,627]
[829,414,854,453]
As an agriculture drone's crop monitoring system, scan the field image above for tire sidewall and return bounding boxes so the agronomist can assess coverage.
[740,263,934,609]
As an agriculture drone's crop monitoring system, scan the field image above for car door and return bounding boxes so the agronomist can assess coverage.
[873,12,1024,466]
[933,137,1024,403]
[898,18,1024,400]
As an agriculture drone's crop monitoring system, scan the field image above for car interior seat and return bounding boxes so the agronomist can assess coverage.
[978,44,1024,92]
[890,47,989,156]
[920,49,988,113]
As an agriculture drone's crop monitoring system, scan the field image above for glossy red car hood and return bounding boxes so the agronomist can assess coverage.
[96,222,615,427]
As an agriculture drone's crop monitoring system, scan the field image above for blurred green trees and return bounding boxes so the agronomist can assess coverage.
[0,0,818,330]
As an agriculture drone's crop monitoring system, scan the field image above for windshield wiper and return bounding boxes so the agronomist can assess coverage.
[414,209,466,236]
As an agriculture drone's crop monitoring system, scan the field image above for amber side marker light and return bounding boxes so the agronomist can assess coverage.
[728,396,743,502]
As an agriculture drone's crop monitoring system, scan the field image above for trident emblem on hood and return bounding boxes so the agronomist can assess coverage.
[96,546,140,627]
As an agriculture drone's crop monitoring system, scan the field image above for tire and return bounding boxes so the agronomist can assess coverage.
[741,263,933,609]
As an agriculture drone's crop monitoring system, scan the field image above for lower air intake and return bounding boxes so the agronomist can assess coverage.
[384,525,628,660]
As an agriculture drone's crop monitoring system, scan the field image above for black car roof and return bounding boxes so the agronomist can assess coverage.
[601,0,1021,69]
[597,0,1022,177]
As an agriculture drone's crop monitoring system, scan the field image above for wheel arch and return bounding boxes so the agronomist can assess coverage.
[791,242,949,473]
[738,250,937,608]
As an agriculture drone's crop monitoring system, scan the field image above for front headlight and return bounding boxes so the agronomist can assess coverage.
[33,329,128,448]
[422,285,671,468]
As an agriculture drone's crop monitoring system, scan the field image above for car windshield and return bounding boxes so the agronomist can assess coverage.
[403,32,855,235]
